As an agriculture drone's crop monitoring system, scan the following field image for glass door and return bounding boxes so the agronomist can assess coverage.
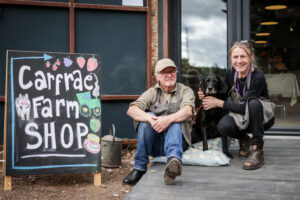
[251,0,300,127]
[181,0,227,107]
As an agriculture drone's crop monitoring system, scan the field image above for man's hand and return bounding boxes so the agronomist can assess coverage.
[151,115,172,133]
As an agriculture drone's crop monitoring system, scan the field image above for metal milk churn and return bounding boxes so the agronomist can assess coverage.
[101,124,123,167]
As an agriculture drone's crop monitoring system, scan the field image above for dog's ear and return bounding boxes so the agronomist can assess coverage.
[220,79,228,94]
[199,76,206,94]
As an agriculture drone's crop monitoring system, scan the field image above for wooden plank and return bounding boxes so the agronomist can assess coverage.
[163,0,169,58]
[124,138,300,200]
[4,176,12,191]
[146,0,152,88]
[122,139,137,145]
[2,51,9,177]
[0,95,140,101]
[94,172,101,186]
[75,3,147,12]
[69,0,75,53]
[0,0,69,8]
[101,95,139,101]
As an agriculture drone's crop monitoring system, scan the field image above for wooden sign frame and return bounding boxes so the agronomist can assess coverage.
[3,50,102,190]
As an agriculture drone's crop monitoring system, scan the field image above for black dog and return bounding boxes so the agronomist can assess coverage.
[191,74,232,158]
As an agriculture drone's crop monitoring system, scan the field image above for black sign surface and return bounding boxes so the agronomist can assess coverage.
[5,50,102,175]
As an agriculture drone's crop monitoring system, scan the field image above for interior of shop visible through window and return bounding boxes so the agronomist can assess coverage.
[251,0,300,127]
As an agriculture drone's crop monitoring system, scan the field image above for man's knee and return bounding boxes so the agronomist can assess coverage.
[169,122,181,130]
[138,121,152,130]
[137,122,154,141]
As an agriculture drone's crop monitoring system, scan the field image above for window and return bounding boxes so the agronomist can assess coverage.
[181,0,227,106]
[251,0,300,127]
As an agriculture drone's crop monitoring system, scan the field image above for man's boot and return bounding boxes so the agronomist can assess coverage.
[123,169,146,185]
[164,157,182,185]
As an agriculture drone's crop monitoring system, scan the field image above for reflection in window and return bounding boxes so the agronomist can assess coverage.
[251,0,300,127]
[181,0,227,106]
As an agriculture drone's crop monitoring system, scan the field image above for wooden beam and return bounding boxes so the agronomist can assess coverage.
[93,172,101,186]
[69,0,75,53]
[4,176,12,191]
[1,95,138,101]
[163,0,169,58]
[100,95,139,101]
[122,139,137,145]
[146,0,152,88]
[75,3,147,12]
[0,0,69,8]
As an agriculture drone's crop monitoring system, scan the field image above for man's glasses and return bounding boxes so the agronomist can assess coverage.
[159,70,177,77]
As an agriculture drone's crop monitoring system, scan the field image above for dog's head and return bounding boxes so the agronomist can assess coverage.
[200,74,227,97]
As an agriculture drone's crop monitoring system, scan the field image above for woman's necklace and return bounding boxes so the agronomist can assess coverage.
[238,77,247,85]
[236,66,252,96]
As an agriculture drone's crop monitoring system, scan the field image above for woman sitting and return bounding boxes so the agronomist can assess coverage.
[198,41,275,170]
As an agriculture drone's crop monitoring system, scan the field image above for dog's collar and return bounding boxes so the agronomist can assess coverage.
[193,105,205,124]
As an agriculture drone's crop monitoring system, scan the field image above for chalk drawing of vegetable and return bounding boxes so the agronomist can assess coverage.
[90,118,101,133]
[77,56,86,69]
[63,57,73,67]
[87,56,99,72]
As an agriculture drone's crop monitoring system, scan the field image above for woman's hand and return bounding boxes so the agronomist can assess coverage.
[202,96,224,110]
[198,88,205,100]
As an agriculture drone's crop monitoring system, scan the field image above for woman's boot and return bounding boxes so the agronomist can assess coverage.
[239,134,251,157]
[243,145,264,170]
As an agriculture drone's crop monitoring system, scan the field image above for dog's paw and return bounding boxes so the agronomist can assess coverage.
[224,152,233,159]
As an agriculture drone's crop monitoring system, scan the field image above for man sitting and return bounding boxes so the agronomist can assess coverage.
[123,58,195,185]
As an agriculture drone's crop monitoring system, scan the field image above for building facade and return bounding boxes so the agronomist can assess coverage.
[0,0,299,146]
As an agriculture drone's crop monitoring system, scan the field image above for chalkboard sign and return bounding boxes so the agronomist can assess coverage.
[5,50,102,176]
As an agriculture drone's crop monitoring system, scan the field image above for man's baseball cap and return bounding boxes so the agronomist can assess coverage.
[155,58,177,74]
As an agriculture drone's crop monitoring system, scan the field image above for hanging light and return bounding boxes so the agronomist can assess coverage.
[289,22,296,32]
[255,41,268,44]
[265,5,287,10]
[261,21,278,25]
[255,33,271,36]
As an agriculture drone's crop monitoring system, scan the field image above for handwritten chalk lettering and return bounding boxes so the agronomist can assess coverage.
[46,72,55,90]
[66,100,79,119]
[19,65,33,89]
[76,122,89,149]
[55,99,65,117]
[18,66,95,95]
[83,138,101,154]
[60,124,74,149]
[25,122,43,150]
[24,122,89,150]
[35,71,48,91]
[84,74,94,91]
[32,96,79,119]
[55,74,63,95]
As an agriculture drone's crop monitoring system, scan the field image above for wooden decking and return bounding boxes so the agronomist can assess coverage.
[124,136,300,200]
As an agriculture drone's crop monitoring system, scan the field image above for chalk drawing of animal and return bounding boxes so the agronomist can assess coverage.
[15,93,31,121]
